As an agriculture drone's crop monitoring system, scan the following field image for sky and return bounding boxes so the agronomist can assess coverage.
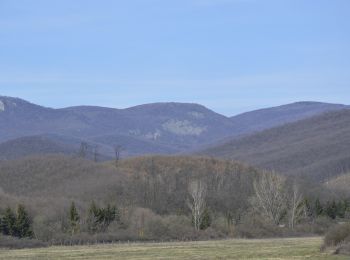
[0,0,349,116]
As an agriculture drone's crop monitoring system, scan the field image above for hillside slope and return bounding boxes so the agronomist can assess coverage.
[0,134,116,161]
[0,135,75,160]
[201,109,350,181]
[0,155,259,215]
[229,101,347,137]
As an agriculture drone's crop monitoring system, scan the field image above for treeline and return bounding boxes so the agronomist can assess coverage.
[1,155,350,246]
[2,176,350,245]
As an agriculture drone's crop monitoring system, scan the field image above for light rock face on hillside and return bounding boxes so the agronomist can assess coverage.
[162,119,206,136]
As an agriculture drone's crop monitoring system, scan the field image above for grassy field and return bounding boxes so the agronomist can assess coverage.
[0,237,346,260]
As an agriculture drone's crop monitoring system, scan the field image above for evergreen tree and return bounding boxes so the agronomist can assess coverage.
[303,198,313,218]
[15,204,33,238]
[2,207,16,236]
[87,201,99,234]
[69,202,80,235]
[314,199,323,216]
[325,200,337,219]
[336,200,346,218]
[98,204,118,232]
[344,199,350,219]
[0,216,3,234]
[87,202,120,233]
[200,208,212,230]
[105,204,118,225]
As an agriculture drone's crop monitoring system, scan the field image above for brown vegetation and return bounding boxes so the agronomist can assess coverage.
[0,154,349,248]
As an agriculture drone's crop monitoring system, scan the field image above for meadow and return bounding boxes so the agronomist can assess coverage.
[0,237,346,260]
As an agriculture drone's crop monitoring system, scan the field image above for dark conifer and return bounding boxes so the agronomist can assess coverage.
[15,204,33,238]
[2,207,16,236]
[69,202,80,235]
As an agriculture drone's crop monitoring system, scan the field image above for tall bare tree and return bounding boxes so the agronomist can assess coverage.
[288,182,304,229]
[93,145,99,162]
[114,145,123,167]
[252,171,286,225]
[187,179,207,231]
[78,142,89,158]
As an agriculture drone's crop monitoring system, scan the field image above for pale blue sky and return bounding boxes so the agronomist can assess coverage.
[0,0,349,116]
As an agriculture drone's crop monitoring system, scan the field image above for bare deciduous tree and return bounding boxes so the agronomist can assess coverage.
[93,145,99,162]
[79,142,89,158]
[252,171,286,225]
[114,145,123,167]
[288,182,304,229]
[187,179,207,231]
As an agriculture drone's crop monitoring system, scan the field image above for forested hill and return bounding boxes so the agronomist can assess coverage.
[0,155,259,217]
[200,108,350,181]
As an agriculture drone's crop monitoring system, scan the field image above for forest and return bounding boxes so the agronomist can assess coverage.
[1,155,349,253]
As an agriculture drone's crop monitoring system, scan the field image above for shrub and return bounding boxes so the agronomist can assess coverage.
[200,227,224,240]
[324,223,350,247]
[32,215,62,242]
[234,212,282,238]
[0,235,46,249]
[127,208,158,240]
[211,216,232,236]
[144,215,170,240]
[335,242,350,255]
[295,216,335,235]
[163,215,193,240]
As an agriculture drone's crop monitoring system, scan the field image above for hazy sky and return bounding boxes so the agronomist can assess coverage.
[0,0,349,116]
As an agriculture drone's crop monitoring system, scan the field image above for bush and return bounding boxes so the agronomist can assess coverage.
[211,216,232,236]
[129,209,194,241]
[335,242,350,255]
[163,215,194,240]
[33,215,62,242]
[0,235,47,249]
[295,216,335,235]
[324,223,350,247]
[51,232,131,245]
[145,215,170,240]
[234,212,282,238]
[200,227,224,240]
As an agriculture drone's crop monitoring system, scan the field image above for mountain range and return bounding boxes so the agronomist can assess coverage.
[0,95,349,181]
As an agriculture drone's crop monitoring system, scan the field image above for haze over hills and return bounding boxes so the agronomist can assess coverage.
[0,134,116,161]
[0,95,347,160]
[0,135,76,161]
[228,101,347,137]
[201,108,350,181]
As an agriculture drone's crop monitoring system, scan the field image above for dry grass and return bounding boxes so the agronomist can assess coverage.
[0,237,347,260]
